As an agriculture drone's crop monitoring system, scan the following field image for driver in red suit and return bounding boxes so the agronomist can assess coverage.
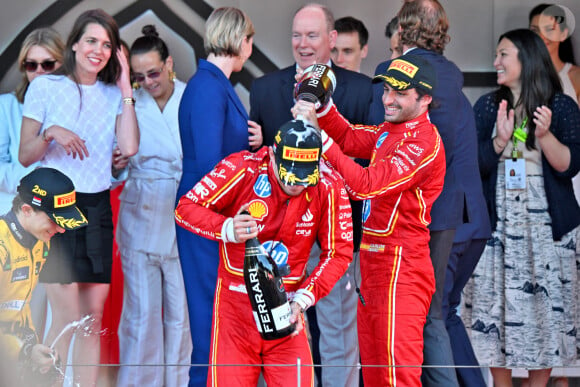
[175,119,352,386]
[293,53,446,386]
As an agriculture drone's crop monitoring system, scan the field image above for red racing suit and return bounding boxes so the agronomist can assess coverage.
[175,147,353,387]
[318,106,445,386]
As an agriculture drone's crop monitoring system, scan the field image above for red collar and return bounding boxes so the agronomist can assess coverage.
[385,111,431,133]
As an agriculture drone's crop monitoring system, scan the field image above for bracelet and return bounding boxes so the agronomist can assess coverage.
[41,129,51,143]
[122,97,135,105]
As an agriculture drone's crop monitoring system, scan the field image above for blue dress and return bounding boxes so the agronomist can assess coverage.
[176,58,250,386]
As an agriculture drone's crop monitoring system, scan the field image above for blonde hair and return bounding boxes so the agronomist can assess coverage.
[16,27,65,103]
[204,7,254,56]
[398,0,450,54]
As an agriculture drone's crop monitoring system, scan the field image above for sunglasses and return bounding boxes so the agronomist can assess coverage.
[23,60,57,72]
[132,68,163,83]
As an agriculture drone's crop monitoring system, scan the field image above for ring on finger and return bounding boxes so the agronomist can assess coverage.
[247,226,252,234]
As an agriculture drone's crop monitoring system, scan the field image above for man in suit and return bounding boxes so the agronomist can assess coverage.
[250,4,373,386]
[369,0,491,385]
[331,16,369,73]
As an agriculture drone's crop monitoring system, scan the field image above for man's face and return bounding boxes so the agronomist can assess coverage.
[331,31,368,72]
[382,84,431,123]
[389,32,401,59]
[292,6,337,70]
[269,147,308,197]
[22,205,65,243]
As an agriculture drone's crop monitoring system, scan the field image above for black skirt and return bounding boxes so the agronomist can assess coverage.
[39,190,113,284]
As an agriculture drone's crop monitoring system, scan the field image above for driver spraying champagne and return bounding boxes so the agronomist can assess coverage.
[175,119,353,386]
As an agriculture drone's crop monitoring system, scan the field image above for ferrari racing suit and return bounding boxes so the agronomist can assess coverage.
[318,106,445,386]
[175,147,353,386]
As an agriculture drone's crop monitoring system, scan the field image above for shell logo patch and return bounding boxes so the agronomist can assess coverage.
[253,174,272,198]
[248,199,269,221]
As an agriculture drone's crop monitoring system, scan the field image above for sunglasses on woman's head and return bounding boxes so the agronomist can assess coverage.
[23,60,57,72]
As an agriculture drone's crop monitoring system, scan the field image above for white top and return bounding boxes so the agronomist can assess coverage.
[117,80,185,256]
[559,63,578,104]
[23,75,122,193]
[0,93,36,214]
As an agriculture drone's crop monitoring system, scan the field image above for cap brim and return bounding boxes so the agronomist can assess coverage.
[50,206,88,230]
[372,74,412,91]
[372,74,388,84]
[278,164,320,187]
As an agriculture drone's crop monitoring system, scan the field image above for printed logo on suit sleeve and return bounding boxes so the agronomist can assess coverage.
[210,168,227,179]
[193,182,209,198]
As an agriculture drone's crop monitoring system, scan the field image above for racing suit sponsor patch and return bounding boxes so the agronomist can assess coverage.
[0,299,25,311]
[376,132,389,148]
[253,174,272,198]
[261,241,289,267]
[11,266,29,282]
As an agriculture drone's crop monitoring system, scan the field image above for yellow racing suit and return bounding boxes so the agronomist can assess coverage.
[0,211,47,362]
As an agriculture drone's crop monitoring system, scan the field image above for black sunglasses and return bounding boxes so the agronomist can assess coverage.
[23,60,57,72]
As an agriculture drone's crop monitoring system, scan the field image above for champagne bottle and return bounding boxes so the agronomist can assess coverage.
[243,234,295,340]
[294,63,336,111]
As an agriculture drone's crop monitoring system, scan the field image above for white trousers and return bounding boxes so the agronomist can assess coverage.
[118,249,192,387]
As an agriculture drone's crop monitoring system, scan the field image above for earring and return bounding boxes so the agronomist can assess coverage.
[132,81,140,90]
[169,70,176,81]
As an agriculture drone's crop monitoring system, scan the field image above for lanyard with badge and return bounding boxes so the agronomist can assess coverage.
[505,117,527,189]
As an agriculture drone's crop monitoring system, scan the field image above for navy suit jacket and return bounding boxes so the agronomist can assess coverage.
[250,62,373,250]
[371,49,487,235]
[250,63,373,146]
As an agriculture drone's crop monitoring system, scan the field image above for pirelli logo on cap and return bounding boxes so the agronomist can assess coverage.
[282,146,320,162]
[389,59,419,78]
[54,190,76,208]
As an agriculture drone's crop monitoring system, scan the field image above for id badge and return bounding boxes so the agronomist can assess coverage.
[505,158,525,189]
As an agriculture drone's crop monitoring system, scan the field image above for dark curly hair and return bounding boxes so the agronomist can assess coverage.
[398,0,450,54]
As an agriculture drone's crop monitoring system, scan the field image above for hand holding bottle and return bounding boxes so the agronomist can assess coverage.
[294,63,336,112]
[232,204,258,242]
[289,301,304,336]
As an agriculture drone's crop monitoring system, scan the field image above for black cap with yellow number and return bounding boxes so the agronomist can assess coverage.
[17,168,88,230]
